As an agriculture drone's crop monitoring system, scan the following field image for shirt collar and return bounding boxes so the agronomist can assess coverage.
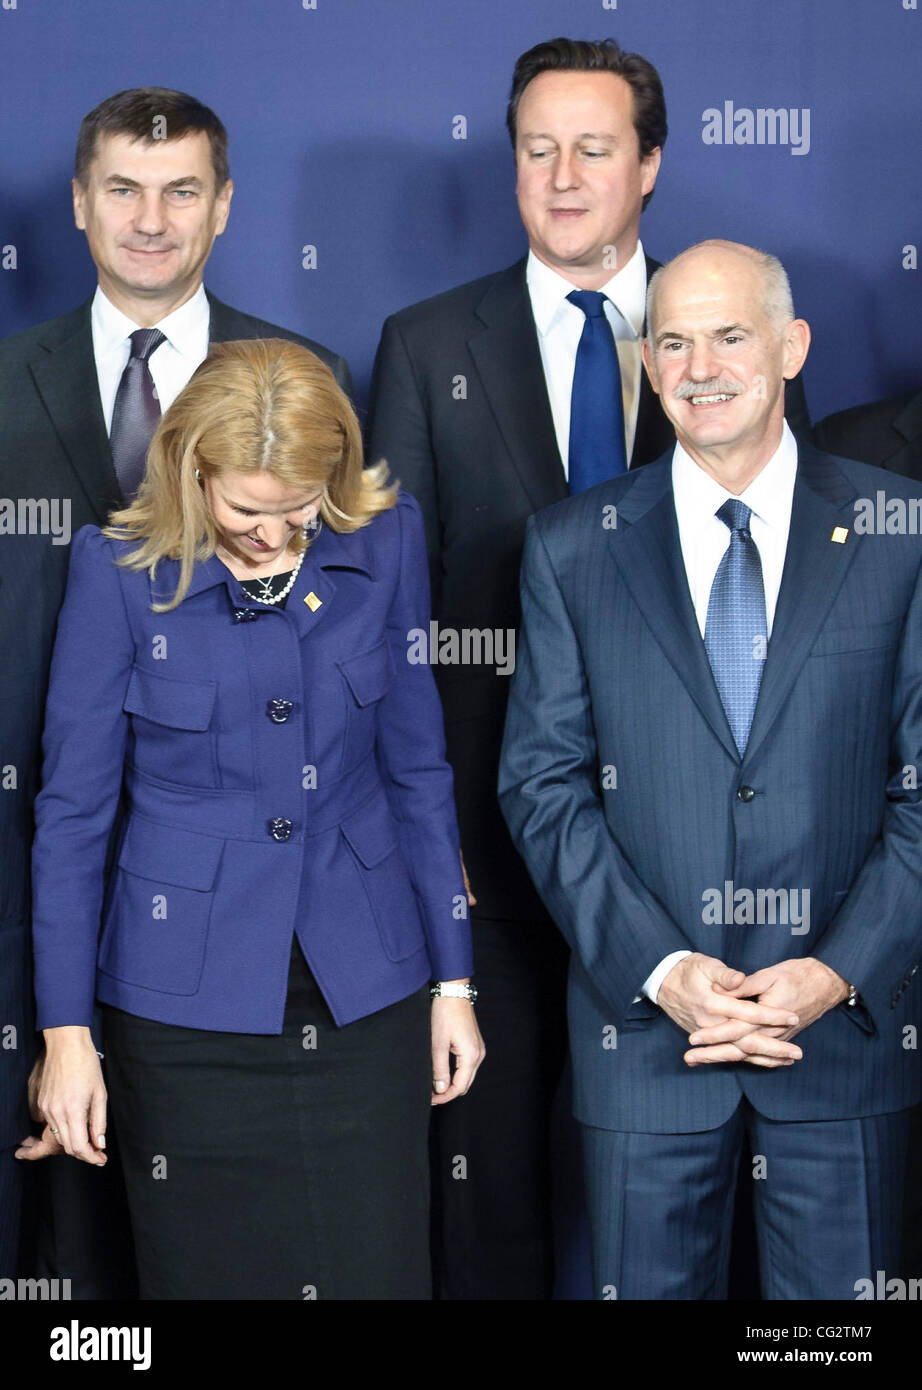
[672,419,799,531]
[526,240,647,339]
[91,282,210,359]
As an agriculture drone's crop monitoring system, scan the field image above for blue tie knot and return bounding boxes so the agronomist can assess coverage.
[717,498,753,534]
[566,289,608,320]
[129,328,166,362]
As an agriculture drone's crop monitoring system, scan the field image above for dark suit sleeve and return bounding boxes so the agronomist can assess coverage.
[30,527,134,1030]
[376,492,472,982]
[498,514,693,1027]
[366,317,442,613]
[812,552,922,1026]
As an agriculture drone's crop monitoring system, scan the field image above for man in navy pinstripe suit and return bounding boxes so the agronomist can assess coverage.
[500,240,921,1299]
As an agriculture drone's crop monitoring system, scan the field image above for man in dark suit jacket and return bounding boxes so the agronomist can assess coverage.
[366,38,809,1299]
[1,86,349,1294]
[814,389,922,480]
[813,386,922,1283]
[499,240,921,1299]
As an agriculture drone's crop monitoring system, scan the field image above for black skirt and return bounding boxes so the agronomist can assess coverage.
[101,938,432,1299]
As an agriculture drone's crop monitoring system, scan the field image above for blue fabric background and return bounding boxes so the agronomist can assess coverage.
[1,0,920,420]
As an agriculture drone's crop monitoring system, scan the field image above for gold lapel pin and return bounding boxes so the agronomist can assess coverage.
[304,591,322,611]
[831,527,849,544]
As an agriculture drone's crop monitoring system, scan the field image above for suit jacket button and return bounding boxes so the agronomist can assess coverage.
[737,786,755,803]
[268,817,293,842]
[267,699,294,723]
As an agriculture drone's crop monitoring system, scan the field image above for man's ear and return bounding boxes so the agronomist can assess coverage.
[640,146,662,201]
[72,178,87,231]
[213,179,234,238]
[782,318,811,380]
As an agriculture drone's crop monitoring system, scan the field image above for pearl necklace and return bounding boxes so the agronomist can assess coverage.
[240,546,306,605]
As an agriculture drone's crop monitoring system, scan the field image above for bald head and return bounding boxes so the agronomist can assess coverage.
[640,237,810,486]
[646,240,794,339]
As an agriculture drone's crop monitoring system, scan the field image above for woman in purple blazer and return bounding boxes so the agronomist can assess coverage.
[25,339,483,1299]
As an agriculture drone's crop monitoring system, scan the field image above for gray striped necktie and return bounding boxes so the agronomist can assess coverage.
[110,327,166,502]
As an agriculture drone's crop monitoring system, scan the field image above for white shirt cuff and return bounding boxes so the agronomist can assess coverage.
[634,950,693,1005]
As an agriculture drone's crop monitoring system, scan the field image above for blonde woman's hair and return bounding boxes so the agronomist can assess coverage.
[104,338,397,611]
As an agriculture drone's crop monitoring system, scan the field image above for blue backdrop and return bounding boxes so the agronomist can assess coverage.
[1,0,920,424]
[1,0,920,1303]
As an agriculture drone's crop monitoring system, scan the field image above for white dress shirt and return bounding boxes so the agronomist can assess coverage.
[673,420,798,640]
[639,422,799,1003]
[526,241,648,473]
[91,283,211,433]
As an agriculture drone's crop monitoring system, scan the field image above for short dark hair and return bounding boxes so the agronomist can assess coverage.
[506,38,667,210]
[74,88,230,189]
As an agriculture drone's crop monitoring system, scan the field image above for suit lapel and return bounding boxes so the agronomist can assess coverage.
[608,458,739,761]
[467,260,568,514]
[29,302,120,524]
[606,443,862,765]
[743,444,860,764]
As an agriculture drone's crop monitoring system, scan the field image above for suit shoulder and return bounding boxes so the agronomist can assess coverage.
[820,448,922,499]
[209,300,343,370]
[813,392,918,462]
[0,304,88,364]
[382,261,523,335]
[816,392,916,436]
[69,523,141,566]
[530,463,662,543]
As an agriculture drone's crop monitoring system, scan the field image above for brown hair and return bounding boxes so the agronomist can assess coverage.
[104,339,397,612]
[506,38,667,210]
[75,87,230,190]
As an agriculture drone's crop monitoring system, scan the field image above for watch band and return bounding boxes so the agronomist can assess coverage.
[430,981,478,1002]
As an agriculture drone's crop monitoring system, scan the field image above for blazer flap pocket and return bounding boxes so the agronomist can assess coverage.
[338,642,393,707]
[117,818,223,890]
[623,994,660,1026]
[341,795,399,868]
[124,665,217,730]
[809,619,902,657]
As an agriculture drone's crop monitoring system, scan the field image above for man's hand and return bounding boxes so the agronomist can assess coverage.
[657,952,803,1068]
[684,957,849,1067]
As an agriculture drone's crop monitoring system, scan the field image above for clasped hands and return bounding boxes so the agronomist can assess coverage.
[656,952,850,1068]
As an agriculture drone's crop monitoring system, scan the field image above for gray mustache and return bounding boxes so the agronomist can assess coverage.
[673,380,742,401]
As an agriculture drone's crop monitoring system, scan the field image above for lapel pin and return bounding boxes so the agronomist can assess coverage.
[304,591,322,611]
[831,527,849,544]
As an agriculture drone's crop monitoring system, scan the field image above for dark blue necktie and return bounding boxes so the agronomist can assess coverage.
[110,327,166,502]
[566,290,627,493]
[704,499,768,757]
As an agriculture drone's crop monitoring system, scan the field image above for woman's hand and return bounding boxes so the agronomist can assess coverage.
[430,993,485,1105]
[15,1027,108,1166]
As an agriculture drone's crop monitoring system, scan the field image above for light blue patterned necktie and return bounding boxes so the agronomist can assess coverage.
[704,498,767,757]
